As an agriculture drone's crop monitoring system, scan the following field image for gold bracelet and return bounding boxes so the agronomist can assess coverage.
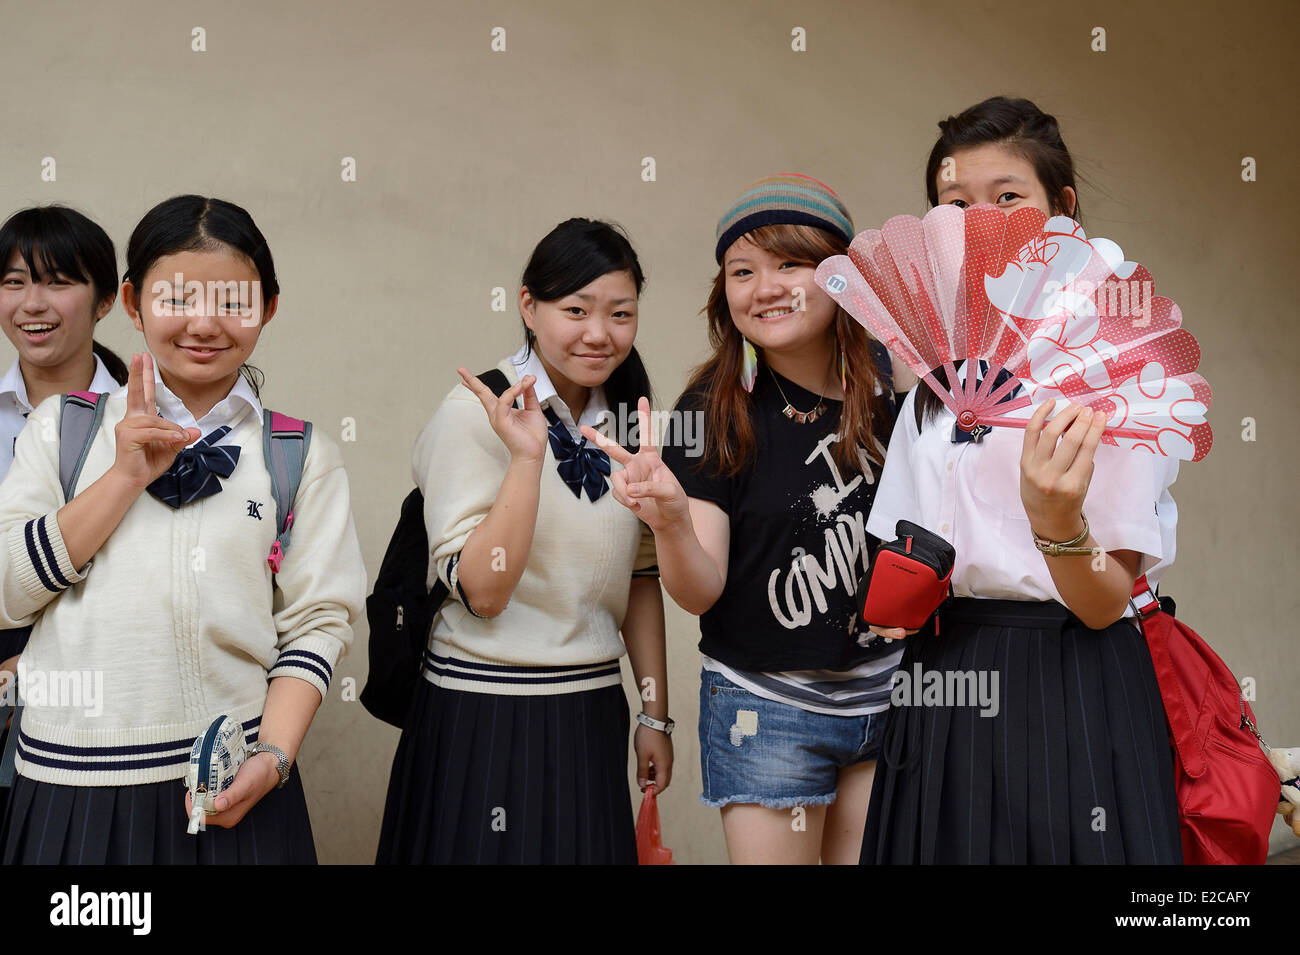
[1031,513,1095,557]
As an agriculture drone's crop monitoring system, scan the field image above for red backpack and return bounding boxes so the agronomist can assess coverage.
[1131,575,1279,864]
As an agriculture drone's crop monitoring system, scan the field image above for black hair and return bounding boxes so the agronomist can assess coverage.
[918,96,1080,429]
[123,196,278,397]
[0,205,128,384]
[519,218,653,451]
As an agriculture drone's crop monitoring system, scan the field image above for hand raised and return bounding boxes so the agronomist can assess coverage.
[113,354,200,490]
[458,368,549,463]
[580,396,690,532]
[1019,401,1106,540]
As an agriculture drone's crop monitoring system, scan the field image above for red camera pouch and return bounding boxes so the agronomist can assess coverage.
[857,521,955,631]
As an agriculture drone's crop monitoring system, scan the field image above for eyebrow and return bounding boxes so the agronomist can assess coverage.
[938,175,1029,197]
[571,293,636,305]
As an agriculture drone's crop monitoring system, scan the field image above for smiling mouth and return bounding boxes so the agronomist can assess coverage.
[756,307,795,320]
[18,322,58,334]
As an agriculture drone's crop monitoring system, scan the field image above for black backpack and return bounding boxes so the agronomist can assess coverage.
[360,369,511,728]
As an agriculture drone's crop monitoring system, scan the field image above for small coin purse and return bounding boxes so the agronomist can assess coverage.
[186,715,246,833]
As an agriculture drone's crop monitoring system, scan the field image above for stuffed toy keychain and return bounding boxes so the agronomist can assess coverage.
[1268,746,1300,838]
[185,715,247,835]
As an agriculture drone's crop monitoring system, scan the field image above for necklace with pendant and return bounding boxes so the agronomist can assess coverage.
[769,366,829,424]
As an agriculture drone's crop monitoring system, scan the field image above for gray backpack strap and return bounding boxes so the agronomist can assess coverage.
[59,392,108,501]
[262,409,313,573]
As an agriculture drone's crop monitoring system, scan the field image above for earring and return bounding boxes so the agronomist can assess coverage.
[741,337,759,393]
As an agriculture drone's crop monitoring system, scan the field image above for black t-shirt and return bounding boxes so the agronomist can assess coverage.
[661,354,899,671]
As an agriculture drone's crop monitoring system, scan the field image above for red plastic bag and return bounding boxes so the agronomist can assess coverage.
[636,783,674,865]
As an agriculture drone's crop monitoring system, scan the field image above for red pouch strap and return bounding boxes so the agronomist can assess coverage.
[1131,575,1206,778]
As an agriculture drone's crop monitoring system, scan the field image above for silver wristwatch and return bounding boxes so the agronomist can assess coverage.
[636,712,675,736]
[247,741,291,788]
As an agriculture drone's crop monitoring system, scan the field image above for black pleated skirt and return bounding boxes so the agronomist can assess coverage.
[0,766,317,865]
[861,598,1182,865]
[376,677,636,864]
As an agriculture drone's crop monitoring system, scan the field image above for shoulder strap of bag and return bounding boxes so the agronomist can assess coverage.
[263,410,313,574]
[59,391,109,501]
[1131,574,1207,777]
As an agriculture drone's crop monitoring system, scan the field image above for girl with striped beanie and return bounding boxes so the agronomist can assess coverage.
[583,174,913,863]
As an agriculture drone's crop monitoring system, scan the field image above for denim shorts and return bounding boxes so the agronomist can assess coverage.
[697,668,887,809]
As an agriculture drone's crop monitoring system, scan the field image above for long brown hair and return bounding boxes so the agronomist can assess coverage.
[684,223,888,478]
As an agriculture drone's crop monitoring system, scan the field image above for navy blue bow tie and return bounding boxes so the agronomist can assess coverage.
[952,362,1024,444]
[544,409,609,502]
[146,425,241,508]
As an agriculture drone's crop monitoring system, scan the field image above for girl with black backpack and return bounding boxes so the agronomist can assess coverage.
[376,218,671,864]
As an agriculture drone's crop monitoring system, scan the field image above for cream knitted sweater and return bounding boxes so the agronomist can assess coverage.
[0,391,366,786]
[416,357,657,695]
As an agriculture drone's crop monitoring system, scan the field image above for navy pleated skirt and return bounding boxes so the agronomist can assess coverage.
[861,598,1182,865]
[0,766,317,865]
[376,677,636,864]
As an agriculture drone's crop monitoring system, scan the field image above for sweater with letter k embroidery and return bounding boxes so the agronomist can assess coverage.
[0,390,367,787]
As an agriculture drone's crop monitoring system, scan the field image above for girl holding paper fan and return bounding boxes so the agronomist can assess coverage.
[582,176,908,864]
[376,218,671,865]
[848,96,1185,864]
[0,196,367,864]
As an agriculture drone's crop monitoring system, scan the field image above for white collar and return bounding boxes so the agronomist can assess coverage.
[0,355,120,414]
[145,364,263,434]
[509,344,611,438]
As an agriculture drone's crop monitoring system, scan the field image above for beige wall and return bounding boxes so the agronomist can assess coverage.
[1,0,1294,863]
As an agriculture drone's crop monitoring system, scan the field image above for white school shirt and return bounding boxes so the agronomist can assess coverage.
[149,363,262,439]
[869,387,1178,613]
[508,343,611,439]
[0,356,120,477]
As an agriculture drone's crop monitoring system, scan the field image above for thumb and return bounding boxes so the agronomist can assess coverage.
[215,757,263,810]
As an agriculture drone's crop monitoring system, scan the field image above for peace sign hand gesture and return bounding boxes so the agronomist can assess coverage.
[580,397,690,532]
[458,368,549,464]
[112,353,200,490]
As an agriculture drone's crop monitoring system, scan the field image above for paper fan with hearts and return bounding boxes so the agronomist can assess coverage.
[815,203,1213,461]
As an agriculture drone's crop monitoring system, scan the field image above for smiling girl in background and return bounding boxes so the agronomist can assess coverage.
[0,195,366,864]
[0,206,128,830]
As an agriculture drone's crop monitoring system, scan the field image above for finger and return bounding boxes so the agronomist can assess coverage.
[1021,399,1053,468]
[626,480,679,502]
[868,625,908,640]
[580,424,634,465]
[1034,403,1083,469]
[141,353,156,413]
[456,367,494,408]
[610,481,640,514]
[494,376,532,418]
[1049,404,1096,476]
[521,381,541,412]
[636,745,651,790]
[636,396,655,454]
[1064,408,1107,481]
[125,427,196,448]
[126,354,144,415]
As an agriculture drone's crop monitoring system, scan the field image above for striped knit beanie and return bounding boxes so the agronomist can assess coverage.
[714,173,854,264]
